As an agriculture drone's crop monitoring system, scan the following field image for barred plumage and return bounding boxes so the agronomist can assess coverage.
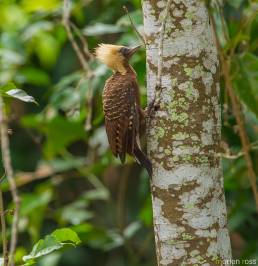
[103,72,139,162]
[96,44,152,177]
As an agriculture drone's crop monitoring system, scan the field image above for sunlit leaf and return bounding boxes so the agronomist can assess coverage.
[0,4,28,31]
[5,89,38,104]
[52,228,81,245]
[23,228,81,262]
[0,82,17,93]
[22,0,61,12]
[23,235,62,262]
[22,21,54,41]
[34,32,60,67]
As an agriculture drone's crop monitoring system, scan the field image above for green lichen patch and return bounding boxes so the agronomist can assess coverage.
[184,67,193,78]
[164,148,171,155]
[172,132,189,141]
[155,126,165,139]
[182,233,195,240]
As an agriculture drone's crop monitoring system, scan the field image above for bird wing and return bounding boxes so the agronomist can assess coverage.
[103,75,140,162]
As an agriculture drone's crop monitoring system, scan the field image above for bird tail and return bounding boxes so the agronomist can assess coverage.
[133,144,152,177]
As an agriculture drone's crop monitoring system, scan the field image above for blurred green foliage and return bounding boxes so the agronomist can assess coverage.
[0,0,258,265]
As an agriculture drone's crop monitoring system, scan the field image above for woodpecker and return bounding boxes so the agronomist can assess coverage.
[95,44,152,177]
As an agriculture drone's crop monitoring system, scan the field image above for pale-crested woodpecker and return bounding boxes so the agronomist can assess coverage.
[95,44,152,177]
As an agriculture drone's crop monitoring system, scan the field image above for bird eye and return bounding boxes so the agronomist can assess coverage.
[120,47,130,57]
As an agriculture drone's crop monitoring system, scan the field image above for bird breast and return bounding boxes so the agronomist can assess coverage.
[102,75,135,121]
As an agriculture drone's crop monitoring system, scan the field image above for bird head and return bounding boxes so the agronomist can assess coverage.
[95,44,141,74]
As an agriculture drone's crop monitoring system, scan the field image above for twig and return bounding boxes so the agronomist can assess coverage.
[210,14,258,211]
[63,0,89,72]
[123,6,146,46]
[0,177,8,266]
[223,63,258,210]
[62,0,94,131]
[0,96,20,266]
[70,22,93,61]
[218,143,258,160]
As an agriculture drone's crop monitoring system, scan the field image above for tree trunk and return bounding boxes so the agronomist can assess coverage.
[142,1,232,265]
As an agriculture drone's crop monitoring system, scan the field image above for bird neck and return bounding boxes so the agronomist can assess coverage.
[115,63,136,76]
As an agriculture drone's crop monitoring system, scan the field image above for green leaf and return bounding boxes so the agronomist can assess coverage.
[234,53,258,118]
[0,82,17,93]
[5,89,38,104]
[51,228,81,245]
[139,196,153,226]
[23,235,62,262]
[23,228,81,262]
[22,0,61,12]
[34,32,60,67]
[16,67,50,86]
[20,189,52,216]
[44,116,86,158]
[22,115,86,158]
[22,21,54,41]
[22,261,36,266]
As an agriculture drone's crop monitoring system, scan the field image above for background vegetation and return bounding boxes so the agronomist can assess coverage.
[0,0,258,265]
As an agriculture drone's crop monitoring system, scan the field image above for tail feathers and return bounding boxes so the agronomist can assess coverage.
[133,146,152,177]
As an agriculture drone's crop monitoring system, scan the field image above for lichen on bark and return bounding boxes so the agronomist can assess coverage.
[142,0,232,265]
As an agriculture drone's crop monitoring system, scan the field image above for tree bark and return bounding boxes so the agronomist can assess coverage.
[142,1,232,265]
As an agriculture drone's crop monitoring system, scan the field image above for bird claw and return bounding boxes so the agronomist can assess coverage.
[145,98,159,119]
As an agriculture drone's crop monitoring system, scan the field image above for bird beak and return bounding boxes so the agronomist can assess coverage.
[128,45,142,57]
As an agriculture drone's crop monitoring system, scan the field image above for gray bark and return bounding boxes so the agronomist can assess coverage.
[142,1,232,265]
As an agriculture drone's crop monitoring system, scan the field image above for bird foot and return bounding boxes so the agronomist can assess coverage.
[145,99,160,119]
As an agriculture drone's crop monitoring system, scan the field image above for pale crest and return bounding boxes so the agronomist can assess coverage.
[95,44,127,74]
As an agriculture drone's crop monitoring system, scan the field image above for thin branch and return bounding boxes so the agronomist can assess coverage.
[223,62,258,210]
[123,6,146,46]
[0,175,8,266]
[0,97,20,266]
[70,22,93,61]
[62,0,94,131]
[218,143,258,160]
[210,14,258,211]
[62,0,89,72]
